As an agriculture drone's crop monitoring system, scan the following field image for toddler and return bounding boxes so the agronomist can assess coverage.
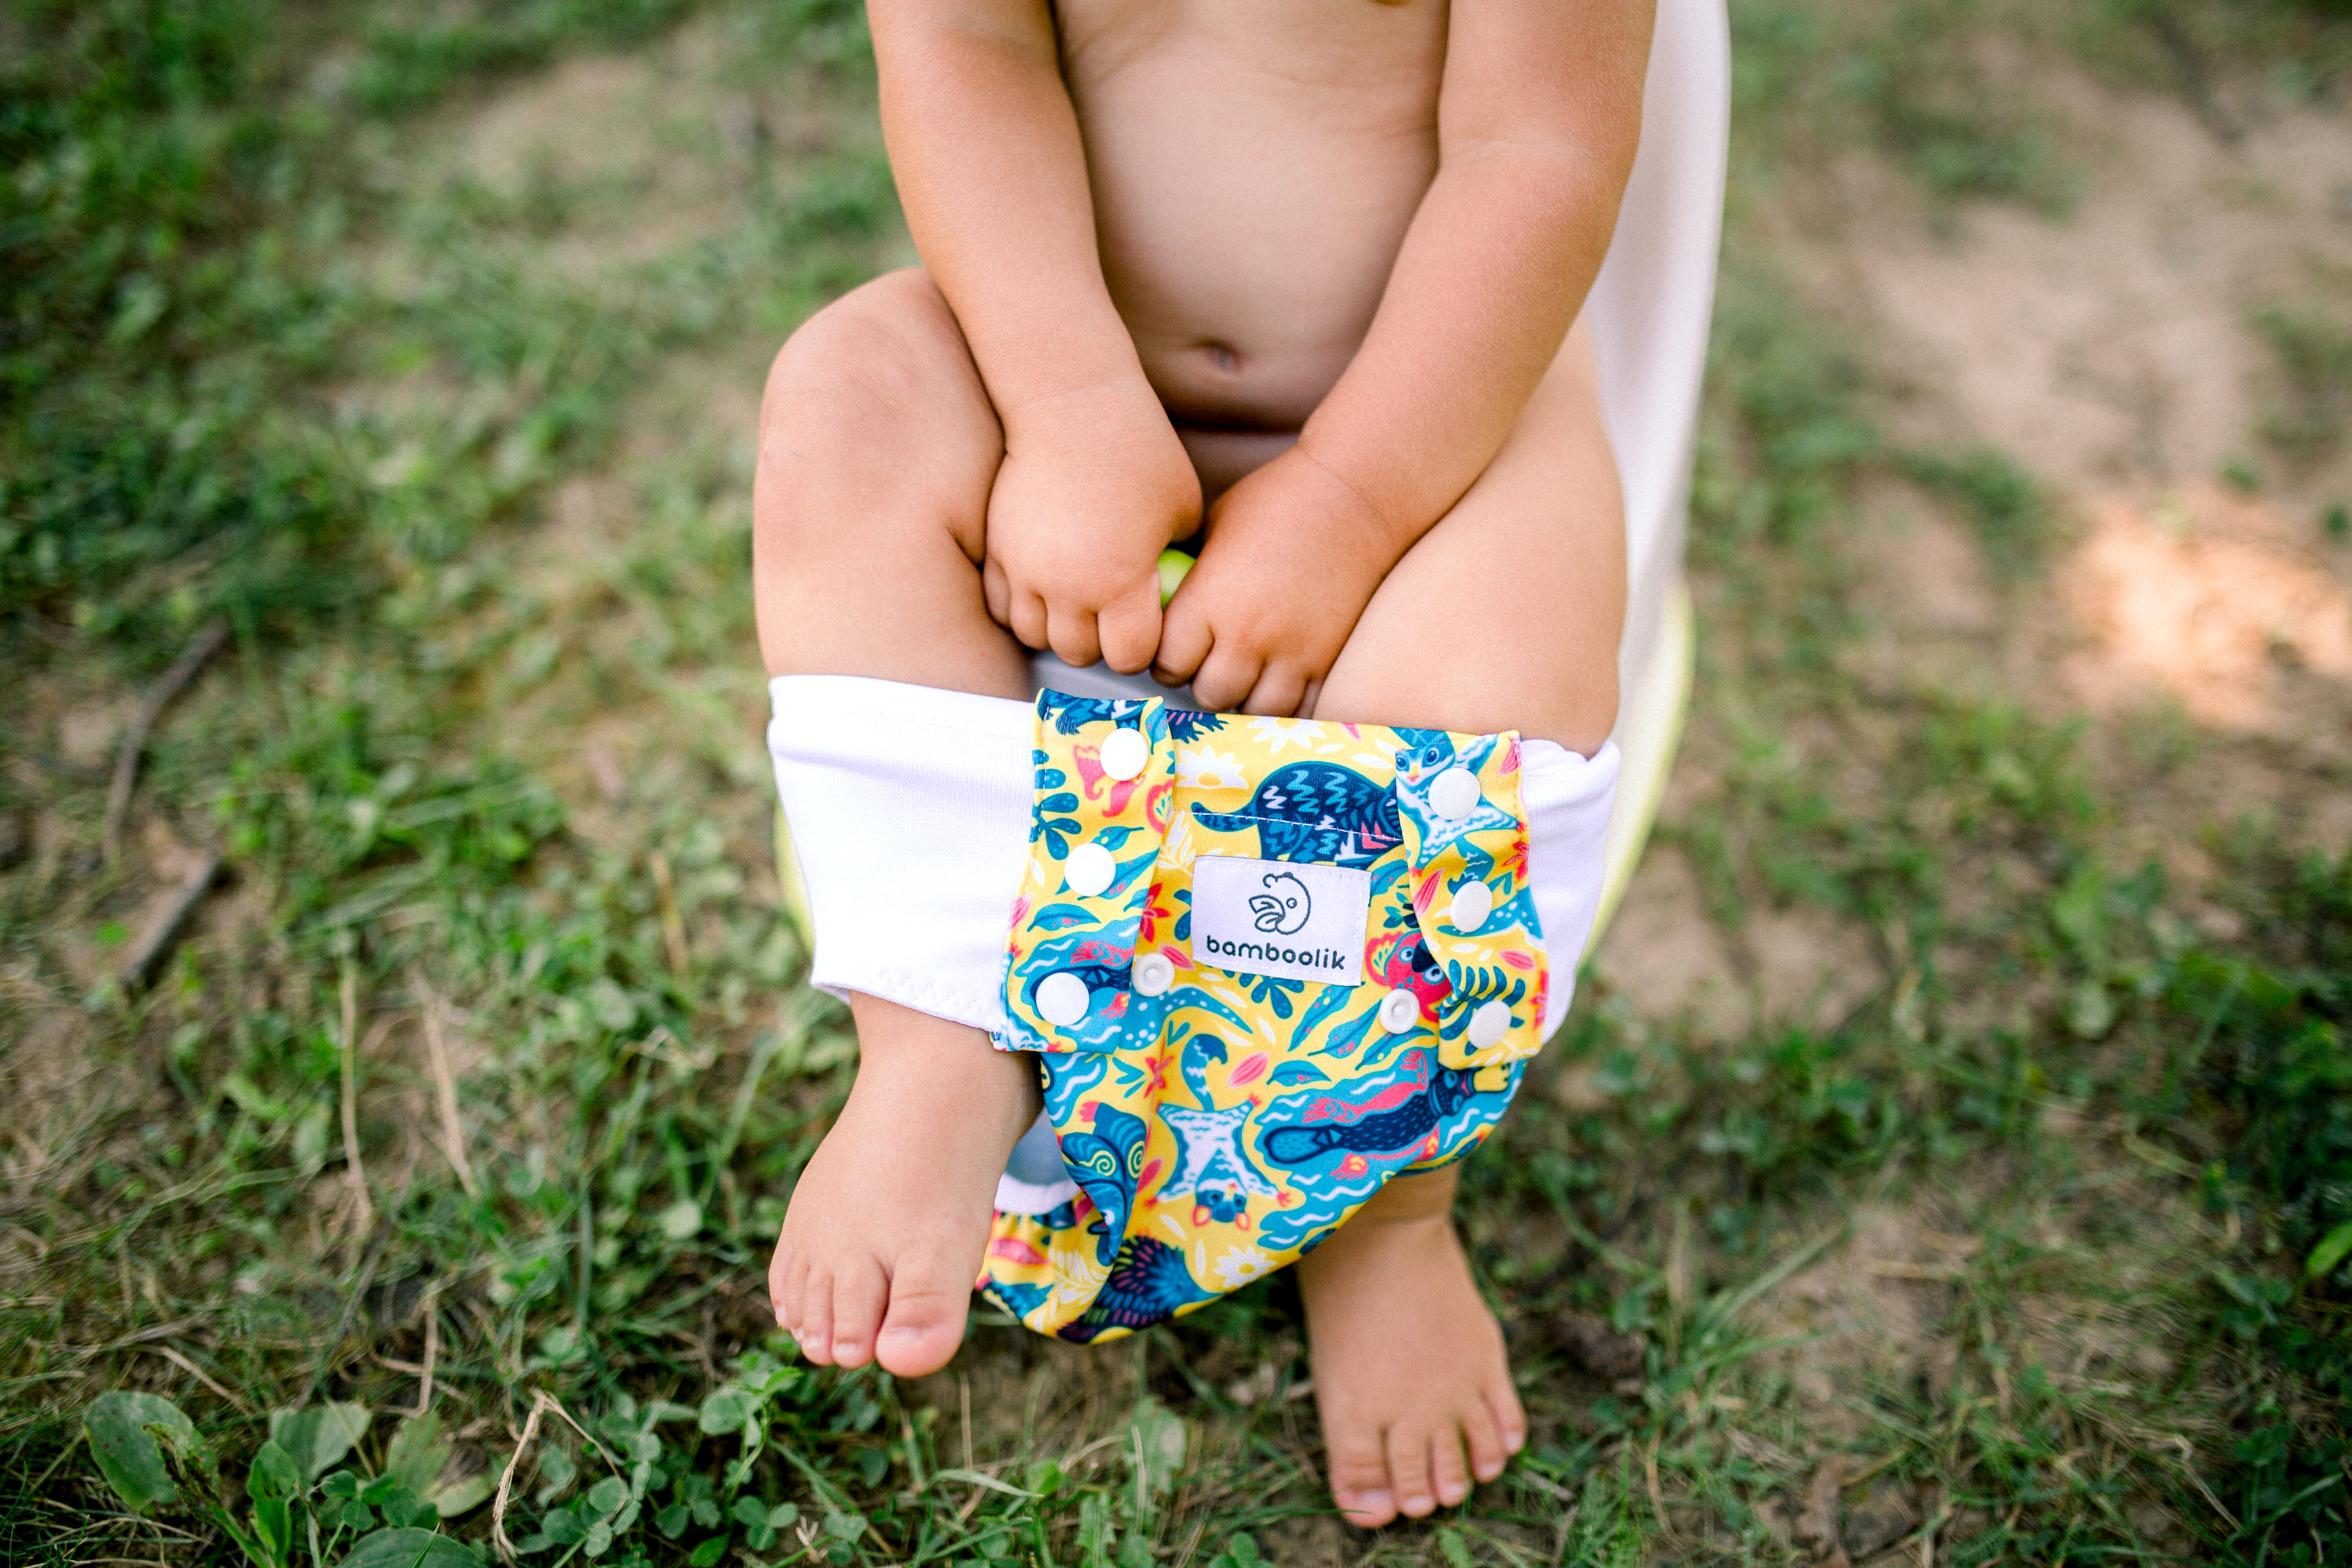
[755,0,1651,1527]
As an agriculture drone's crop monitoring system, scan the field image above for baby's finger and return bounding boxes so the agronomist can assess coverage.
[1242,662,1308,719]
[981,557,1013,630]
[1152,600,1214,688]
[1044,601,1105,671]
[1096,582,1163,676]
[1007,586,1051,652]
[1189,644,1263,715]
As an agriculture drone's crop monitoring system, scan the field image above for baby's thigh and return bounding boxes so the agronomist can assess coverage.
[1314,320,1626,756]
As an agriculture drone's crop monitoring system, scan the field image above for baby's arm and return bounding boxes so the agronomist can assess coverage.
[869,0,1200,673]
[1153,0,1655,715]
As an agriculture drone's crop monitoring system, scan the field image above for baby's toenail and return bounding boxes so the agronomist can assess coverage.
[1505,1431,1525,1454]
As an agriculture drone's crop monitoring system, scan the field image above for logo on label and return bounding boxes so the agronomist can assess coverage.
[1250,871,1312,934]
[1192,856,1370,987]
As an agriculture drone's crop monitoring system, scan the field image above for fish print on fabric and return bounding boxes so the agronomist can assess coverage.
[982,696,1552,1341]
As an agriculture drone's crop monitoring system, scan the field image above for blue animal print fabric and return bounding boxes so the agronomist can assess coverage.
[981,690,1549,1341]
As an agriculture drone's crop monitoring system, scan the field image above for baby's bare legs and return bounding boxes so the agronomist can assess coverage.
[1297,321,1625,1525]
[754,269,1042,1376]
[754,272,1622,1487]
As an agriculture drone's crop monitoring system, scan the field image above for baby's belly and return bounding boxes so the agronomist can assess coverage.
[1059,0,1446,431]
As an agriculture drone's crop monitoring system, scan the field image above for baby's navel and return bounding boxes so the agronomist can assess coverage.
[1198,341,1240,375]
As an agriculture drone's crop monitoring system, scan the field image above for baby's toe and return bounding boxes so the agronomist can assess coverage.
[773,1250,809,1332]
[1386,1425,1440,1519]
[826,1257,889,1367]
[797,1269,840,1366]
[767,1232,794,1313]
[1461,1400,1508,1485]
[1484,1382,1528,1459]
[875,1251,974,1378]
[1428,1425,1473,1508]
[1325,1421,1397,1528]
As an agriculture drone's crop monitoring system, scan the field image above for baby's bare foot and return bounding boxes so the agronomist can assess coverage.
[768,996,1039,1377]
[1295,1167,1526,1527]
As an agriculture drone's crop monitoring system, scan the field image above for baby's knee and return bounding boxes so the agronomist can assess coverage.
[761,269,964,434]
[755,269,998,564]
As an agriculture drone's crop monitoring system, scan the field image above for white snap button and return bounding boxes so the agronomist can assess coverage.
[1378,987,1421,1034]
[1448,880,1494,933]
[1133,951,1175,997]
[1098,727,1149,782]
[1063,842,1115,897]
[1036,971,1090,1026]
[1429,766,1482,819]
[1468,998,1511,1048]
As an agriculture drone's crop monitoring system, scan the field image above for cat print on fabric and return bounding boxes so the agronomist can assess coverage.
[1393,732,1521,859]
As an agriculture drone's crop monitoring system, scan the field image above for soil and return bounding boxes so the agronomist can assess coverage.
[1600,62,2352,1033]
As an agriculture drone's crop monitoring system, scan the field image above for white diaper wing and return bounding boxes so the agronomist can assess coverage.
[766,675,1036,1033]
[1522,737,1621,1032]
[768,673,1620,1041]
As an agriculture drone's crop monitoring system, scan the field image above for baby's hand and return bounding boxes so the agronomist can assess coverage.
[983,381,1199,673]
[1153,449,1395,715]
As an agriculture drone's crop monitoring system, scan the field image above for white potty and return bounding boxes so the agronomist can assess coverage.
[773,0,1730,987]
[1581,0,1730,944]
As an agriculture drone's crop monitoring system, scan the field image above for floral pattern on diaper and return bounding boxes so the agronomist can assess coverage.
[983,690,1548,1341]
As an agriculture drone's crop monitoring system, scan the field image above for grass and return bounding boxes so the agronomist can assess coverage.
[5,0,2352,1565]
[2254,302,2352,473]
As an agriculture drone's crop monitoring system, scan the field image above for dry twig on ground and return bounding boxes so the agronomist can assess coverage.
[102,618,229,864]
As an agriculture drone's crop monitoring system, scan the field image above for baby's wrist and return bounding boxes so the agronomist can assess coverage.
[1271,444,1419,572]
[992,363,1162,440]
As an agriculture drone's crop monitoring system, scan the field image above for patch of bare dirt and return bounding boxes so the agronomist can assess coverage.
[1769,65,2352,884]
[1596,841,1885,1040]
[1748,1207,1965,1429]
[1594,846,1745,1036]
[2059,481,2352,737]
[411,18,754,278]
[1804,71,2352,514]
[1846,486,2000,641]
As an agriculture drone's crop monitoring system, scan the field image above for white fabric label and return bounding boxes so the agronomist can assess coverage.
[1191,855,1370,987]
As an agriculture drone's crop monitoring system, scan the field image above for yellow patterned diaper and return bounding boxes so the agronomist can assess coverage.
[981,690,1550,1341]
